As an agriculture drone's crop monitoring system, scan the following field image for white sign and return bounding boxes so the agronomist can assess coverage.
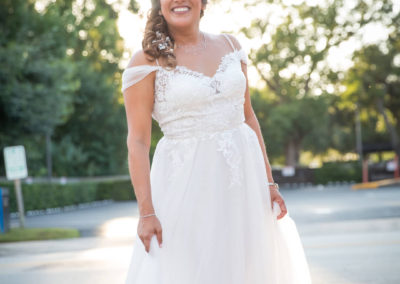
[386,160,396,172]
[3,145,28,180]
[282,166,295,177]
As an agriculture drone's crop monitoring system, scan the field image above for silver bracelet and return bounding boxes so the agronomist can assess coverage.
[267,182,279,190]
[140,213,156,218]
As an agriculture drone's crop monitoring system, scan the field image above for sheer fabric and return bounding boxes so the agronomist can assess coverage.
[122,33,312,284]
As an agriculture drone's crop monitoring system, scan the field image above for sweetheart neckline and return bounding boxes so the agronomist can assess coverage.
[124,48,243,81]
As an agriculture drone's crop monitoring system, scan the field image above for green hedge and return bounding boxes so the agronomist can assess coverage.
[314,161,362,184]
[95,180,136,201]
[0,179,136,213]
[1,161,362,213]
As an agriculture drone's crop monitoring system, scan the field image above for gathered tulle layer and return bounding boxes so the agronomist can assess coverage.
[125,123,312,284]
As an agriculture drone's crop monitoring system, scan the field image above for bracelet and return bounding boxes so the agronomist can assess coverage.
[267,182,279,190]
[140,213,156,218]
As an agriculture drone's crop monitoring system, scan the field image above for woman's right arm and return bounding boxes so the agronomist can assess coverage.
[122,50,163,252]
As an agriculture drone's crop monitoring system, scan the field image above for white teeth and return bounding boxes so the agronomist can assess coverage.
[173,7,189,12]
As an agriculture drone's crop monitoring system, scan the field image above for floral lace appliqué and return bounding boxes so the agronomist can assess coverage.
[154,48,245,99]
[216,129,243,191]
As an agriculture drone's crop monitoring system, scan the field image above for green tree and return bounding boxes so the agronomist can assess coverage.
[46,0,128,176]
[0,0,78,176]
[0,0,134,177]
[341,21,400,160]
[238,0,396,166]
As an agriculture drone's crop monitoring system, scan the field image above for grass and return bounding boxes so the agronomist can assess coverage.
[0,227,80,243]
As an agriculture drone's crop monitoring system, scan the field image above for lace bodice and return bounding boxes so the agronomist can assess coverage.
[121,34,248,140]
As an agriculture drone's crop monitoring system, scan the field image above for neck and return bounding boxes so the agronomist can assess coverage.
[169,27,202,46]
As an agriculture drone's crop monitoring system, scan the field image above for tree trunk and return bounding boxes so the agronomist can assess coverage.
[355,101,363,165]
[376,96,400,162]
[285,139,301,167]
[46,131,52,179]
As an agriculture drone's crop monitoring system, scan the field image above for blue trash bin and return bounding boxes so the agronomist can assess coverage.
[0,187,10,234]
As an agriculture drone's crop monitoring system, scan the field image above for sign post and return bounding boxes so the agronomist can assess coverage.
[3,145,28,228]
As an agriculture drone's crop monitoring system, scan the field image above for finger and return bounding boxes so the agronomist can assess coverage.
[280,201,286,211]
[278,206,287,219]
[274,198,286,219]
[144,241,150,253]
[271,198,277,210]
[271,195,278,207]
[143,236,152,253]
[272,198,281,209]
[278,211,287,219]
[156,227,163,248]
[139,235,149,252]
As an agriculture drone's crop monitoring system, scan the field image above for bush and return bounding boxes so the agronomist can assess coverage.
[0,179,136,213]
[314,161,362,184]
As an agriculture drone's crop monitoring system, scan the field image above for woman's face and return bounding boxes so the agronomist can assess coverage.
[159,0,206,29]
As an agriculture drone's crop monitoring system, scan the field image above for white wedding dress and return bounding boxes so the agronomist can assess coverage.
[121,33,312,284]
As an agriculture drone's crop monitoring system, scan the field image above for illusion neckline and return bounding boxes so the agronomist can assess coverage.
[125,48,242,81]
[173,48,242,80]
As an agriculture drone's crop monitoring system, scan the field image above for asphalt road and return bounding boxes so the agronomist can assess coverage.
[0,185,399,284]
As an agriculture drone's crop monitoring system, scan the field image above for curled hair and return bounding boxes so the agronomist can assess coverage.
[142,0,208,70]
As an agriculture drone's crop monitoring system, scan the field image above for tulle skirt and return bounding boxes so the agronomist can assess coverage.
[125,123,312,284]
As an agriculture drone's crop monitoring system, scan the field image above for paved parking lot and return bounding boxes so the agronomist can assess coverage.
[1,185,399,284]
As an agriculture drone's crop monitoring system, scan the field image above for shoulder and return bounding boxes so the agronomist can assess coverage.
[219,33,248,66]
[121,49,160,93]
[203,31,242,50]
[125,49,159,69]
[220,33,242,50]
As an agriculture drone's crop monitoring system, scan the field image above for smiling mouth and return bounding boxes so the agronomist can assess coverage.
[171,6,191,14]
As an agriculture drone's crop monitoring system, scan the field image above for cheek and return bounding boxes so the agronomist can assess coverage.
[159,0,170,14]
[192,0,203,12]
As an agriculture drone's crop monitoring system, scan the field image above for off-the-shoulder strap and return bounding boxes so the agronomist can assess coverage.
[237,49,248,65]
[121,65,161,92]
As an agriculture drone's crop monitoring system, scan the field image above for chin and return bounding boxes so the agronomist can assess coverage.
[165,10,199,27]
[169,19,196,28]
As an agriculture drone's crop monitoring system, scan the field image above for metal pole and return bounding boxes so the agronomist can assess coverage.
[14,179,25,228]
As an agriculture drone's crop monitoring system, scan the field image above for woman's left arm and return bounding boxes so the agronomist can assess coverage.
[241,63,275,187]
[241,62,287,219]
[226,34,287,219]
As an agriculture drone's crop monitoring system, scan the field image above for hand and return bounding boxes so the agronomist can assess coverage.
[269,187,287,220]
[137,215,163,253]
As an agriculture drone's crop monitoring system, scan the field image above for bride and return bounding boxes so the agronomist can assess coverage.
[122,0,312,283]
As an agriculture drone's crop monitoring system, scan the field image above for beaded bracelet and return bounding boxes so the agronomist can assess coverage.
[140,213,156,218]
[267,182,279,190]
